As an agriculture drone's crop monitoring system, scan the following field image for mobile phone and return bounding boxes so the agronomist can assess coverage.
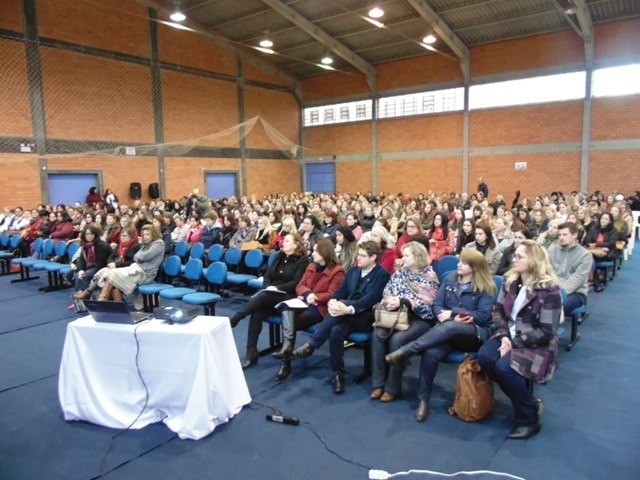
[459,312,470,319]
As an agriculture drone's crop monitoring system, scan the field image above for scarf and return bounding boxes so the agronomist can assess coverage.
[82,242,96,267]
[431,227,444,241]
[118,239,133,259]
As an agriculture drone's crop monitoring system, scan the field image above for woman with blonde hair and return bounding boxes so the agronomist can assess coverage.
[370,241,439,403]
[254,215,277,252]
[385,249,497,421]
[478,240,561,439]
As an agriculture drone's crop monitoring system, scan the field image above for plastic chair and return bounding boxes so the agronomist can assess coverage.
[159,258,204,301]
[174,240,189,263]
[227,249,264,286]
[11,237,44,283]
[560,287,587,352]
[181,262,227,315]
[223,246,242,273]
[206,244,224,263]
[247,251,278,290]
[0,234,20,275]
[182,242,205,273]
[433,255,458,282]
[42,241,71,290]
[138,255,182,312]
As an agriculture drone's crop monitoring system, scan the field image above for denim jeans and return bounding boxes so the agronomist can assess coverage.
[563,292,586,315]
[477,337,538,427]
[371,320,431,395]
[400,320,479,357]
[311,310,373,374]
[74,267,98,292]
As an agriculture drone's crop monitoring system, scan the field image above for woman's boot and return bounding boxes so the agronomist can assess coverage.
[98,282,113,301]
[111,288,123,302]
[241,348,258,369]
[273,310,296,359]
[275,359,291,381]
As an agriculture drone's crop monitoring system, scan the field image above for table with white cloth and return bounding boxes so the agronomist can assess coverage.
[59,315,251,440]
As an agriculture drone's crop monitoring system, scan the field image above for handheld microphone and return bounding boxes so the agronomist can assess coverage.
[266,413,299,426]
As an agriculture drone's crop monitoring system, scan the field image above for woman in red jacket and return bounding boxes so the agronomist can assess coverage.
[49,211,74,243]
[272,239,345,380]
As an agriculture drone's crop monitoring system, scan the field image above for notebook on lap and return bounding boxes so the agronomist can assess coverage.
[84,300,152,324]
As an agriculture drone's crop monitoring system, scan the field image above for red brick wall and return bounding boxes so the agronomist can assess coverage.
[41,47,155,142]
[37,0,150,58]
[246,160,300,197]
[377,54,462,91]
[470,101,584,146]
[378,113,463,151]
[244,86,299,150]
[590,150,640,196]
[304,123,371,154]
[0,154,42,208]
[591,96,640,140]
[336,162,371,194]
[469,153,581,201]
[0,0,23,31]
[471,30,584,77]
[594,18,640,61]
[0,40,31,136]
[161,70,238,144]
[301,71,370,102]
[158,24,236,76]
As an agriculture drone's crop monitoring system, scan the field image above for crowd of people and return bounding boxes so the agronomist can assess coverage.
[1,184,638,440]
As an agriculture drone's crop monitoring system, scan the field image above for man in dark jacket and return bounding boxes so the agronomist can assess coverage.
[295,240,390,394]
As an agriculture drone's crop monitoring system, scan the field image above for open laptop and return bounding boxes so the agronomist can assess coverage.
[84,300,152,325]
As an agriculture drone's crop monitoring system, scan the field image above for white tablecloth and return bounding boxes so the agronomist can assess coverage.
[59,315,251,440]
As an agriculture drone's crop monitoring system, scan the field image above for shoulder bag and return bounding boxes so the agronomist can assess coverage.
[373,303,410,331]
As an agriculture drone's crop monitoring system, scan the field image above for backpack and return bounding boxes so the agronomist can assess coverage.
[448,354,494,422]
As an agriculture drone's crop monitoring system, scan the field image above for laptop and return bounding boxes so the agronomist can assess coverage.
[84,300,152,325]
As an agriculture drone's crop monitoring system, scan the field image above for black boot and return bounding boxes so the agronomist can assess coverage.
[273,310,296,359]
[229,313,243,328]
[275,360,291,381]
[241,348,258,369]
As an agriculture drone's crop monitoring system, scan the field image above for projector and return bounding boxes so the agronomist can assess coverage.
[154,306,199,324]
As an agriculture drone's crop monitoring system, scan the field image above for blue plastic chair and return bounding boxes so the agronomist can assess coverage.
[227,249,264,286]
[138,255,182,312]
[433,255,458,282]
[182,242,205,273]
[560,287,587,352]
[223,246,242,273]
[181,262,227,315]
[174,240,189,263]
[42,241,70,290]
[206,244,224,263]
[159,258,204,301]
[11,237,44,283]
[247,251,278,290]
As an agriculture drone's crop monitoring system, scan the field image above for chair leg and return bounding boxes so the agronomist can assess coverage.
[353,341,372,384]
[565,315,580,352]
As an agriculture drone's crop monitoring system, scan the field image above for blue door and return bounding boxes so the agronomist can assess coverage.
[48,173,99,205]
[305,162,335,193]
[205,172,237,200]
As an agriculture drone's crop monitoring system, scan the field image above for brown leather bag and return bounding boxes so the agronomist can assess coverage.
[448,354,494,422]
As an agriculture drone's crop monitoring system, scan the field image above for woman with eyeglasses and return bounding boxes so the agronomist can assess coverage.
[477,240,561,439]
[385,249,496,422]
[393,219,424,269]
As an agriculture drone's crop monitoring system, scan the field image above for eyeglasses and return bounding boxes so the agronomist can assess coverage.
[406,224,418,229]
[513,254,527,261]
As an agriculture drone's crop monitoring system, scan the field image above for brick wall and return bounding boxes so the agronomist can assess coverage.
[378,157,463,196]
[0,40,31,136]
[0,0,23,31]
[336,162,371,194]
[246,160,300,197]
[0,154,42,208]
[378,113,464,151]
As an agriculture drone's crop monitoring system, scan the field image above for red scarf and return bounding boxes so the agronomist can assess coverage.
[82,242,96,267]
[118,240,133,259]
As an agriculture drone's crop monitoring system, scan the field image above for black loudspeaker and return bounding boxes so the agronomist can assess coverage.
[129,182,142,199]
[149,182,160,199]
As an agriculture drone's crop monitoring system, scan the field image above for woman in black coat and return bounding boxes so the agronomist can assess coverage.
[229,233,310,368]
[72,224,113,295]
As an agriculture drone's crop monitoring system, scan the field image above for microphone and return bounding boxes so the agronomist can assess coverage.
[266,413,299,426]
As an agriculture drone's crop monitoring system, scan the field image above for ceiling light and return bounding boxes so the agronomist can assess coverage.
[319,64,335,71]
[422,33,437,44]
[169,11,186,22]
[255,47,275,55]
[321,56,333,65]
[368,7,384,19]
[421,43,437,52]
[259,38,273,48]
[364,17,385,28]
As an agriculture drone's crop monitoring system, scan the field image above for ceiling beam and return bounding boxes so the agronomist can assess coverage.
[405,0,470,82]
[260,0,377,92]
[136,0,299,91]
[572,0,594,65]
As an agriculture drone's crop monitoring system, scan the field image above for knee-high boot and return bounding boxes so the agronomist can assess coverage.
[98,282,114,301]
[273,310,296,359]
[111,288,123,302]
